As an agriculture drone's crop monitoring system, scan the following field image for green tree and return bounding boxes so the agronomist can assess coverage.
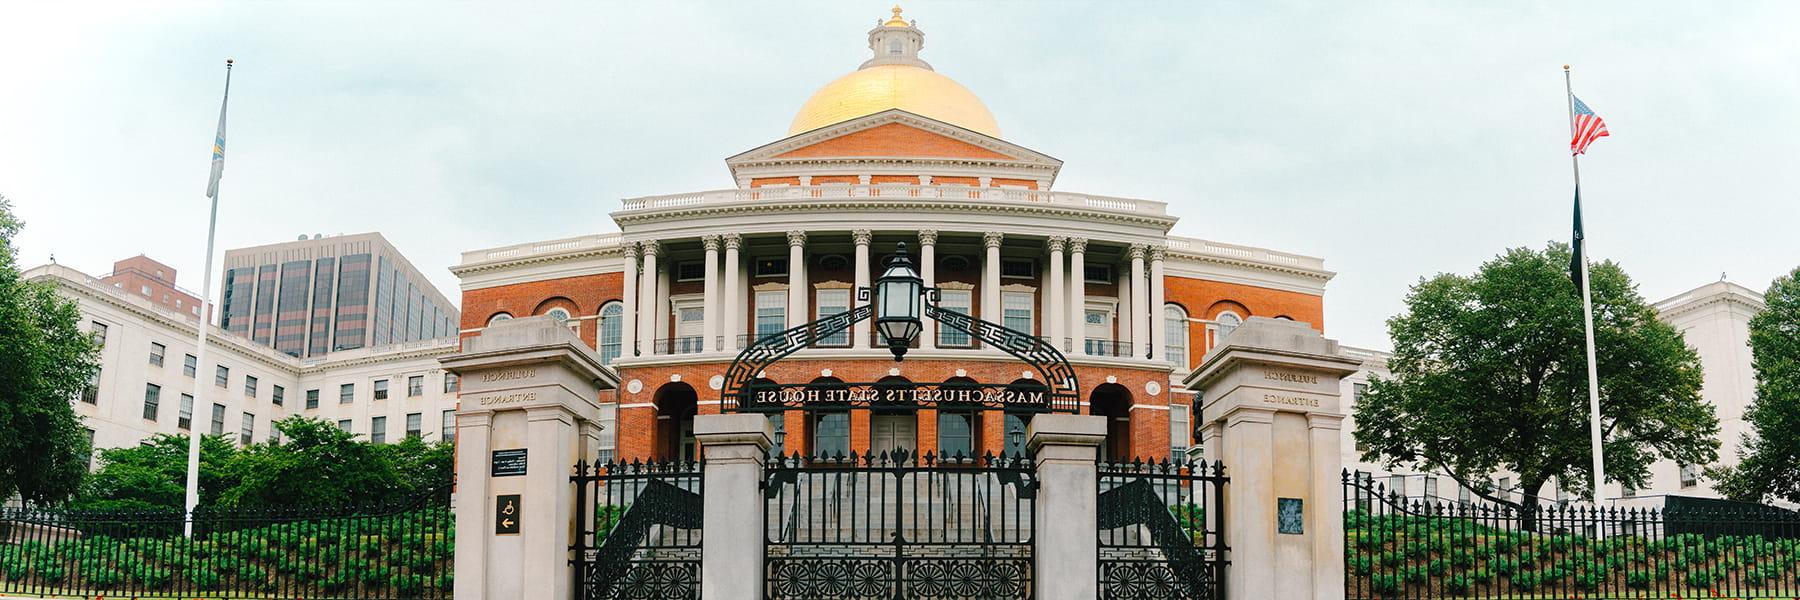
[1354,243,1718,518]
[221,416,404,507]
[1711,266,1800,503]
[0,195,100,505]
[70,433,238,512]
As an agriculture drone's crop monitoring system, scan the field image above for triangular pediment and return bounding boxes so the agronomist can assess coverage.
[727,109,1061,168]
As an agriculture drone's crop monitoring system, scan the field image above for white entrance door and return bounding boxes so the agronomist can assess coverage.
[871,414,915,459]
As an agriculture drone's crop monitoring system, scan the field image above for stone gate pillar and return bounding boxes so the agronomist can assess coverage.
[694,413,773,600]
[1027,413,1107,600]
[441,316,618,600]
[1184,317,1360,600]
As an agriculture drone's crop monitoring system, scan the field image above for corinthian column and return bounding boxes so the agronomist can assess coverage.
[918,230,938,350]
[638,242,660,354]
[1129,244,1148,359]
[702,235,721,352]
[1149,246,1167,363]
[1047,237,1066,350]
[852,229,873,349]
[1067,238,1087,354]
[722,234,742,350]
[620,242,639,358]
[786,231,808,328]
[982,232,1004,326]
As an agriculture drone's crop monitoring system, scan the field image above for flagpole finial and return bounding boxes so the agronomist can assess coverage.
[226,58,234,66]
[1562,64,1570,71]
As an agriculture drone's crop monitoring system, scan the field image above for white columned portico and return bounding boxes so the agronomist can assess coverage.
[1128,244,1147,359]
[918,230,938,350]
[702,235,721,352]
[722,234,742,350]
[1067,238,1087,354]
[786,230,808,328]
[1047,236,1066,349]
[1187,317,1360,600]
[982,232,1003,323]
[1149,246,1166,362]
[620,242,639,357]
[638,242,660,355]
[852,229,872,349]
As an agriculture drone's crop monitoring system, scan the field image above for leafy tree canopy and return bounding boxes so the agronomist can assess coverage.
[0,194,100,505]
[73,416,451,510]
[1712,266,1800,503]
[1354,242,1718,508]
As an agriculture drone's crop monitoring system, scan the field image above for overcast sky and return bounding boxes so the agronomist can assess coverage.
[3,2,1796,349]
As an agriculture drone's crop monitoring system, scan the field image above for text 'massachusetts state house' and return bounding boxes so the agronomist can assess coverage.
[450,8,1332,464]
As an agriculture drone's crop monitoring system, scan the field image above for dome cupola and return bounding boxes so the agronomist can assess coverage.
[787,6,1002,138]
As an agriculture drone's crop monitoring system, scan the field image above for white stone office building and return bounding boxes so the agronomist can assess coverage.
[1339,279,1769,506]
[32,260,462,455]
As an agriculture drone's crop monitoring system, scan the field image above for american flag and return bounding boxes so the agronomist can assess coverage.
[1570,95,1609,155]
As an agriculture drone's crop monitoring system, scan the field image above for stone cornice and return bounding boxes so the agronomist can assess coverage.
[613,197,1178,230]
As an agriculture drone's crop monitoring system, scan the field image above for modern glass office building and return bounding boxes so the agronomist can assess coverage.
[220,233,457,357]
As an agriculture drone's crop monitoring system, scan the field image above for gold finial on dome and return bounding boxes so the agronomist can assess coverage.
[884,5,909,27]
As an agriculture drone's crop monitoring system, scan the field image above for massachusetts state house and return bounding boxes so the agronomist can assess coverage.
[450,8,1332,464]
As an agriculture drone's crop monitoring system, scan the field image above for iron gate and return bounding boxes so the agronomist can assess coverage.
[763,450,1036,599]
[571,458,704,600]
[1097,458,1229,599]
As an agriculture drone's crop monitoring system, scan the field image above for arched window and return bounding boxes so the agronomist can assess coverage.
[1215,311,1242,344]
[598,302,624,364]
[487,312,513,326]
[546,307,571,322]
[1164,304,1189,367]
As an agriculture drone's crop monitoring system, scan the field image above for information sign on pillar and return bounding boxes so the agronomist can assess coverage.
[1183,317,1361,600]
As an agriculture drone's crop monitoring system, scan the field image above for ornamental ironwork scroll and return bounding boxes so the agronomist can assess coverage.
[720,292,1080,413]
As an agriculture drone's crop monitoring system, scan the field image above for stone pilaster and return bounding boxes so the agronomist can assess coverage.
[696,414,773,600]
[1027,414,1107,600]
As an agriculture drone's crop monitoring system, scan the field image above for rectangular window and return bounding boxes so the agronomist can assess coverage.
[675,261,705,282]
[754,291,787,339]
[937,411,975,458]
[338,419,352,432]
[754,258,788,278]
[210,403,226,435]
[1458,484,1471,506]
[1001,291,1034,333]
[370,416,387,444]
[178,394,194,430]
[815,289,850,346]
[272,385,284,407]
[184,354,197,377]
[1390,475,1407,499]
[1000,258,1035,279]
[444,373,460,393]
[374,379,389,400]
[405,413,422,439]
[1083,265,1113,284]
[765,412,783,455]
[91,321,108,348]
[82,368,100,404]
[442,410,457,442]
[240,412,255,445]
[1169,404,1189,458]
[1355,471,1373,505]
[937,290,973,347]
[142,383,162,421]
[215,365,229,388]
[149,342,166,367]
[408,375,424,397]
[812,412,849,456]
[306,389,320,409]
[1424,476,1439,501]
[1680,464,1698,488]
[1497,477,1511,503]
[244,375,258,398]
[340,383,354,404]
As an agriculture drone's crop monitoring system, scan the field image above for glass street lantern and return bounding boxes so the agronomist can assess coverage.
[875,242,924,360]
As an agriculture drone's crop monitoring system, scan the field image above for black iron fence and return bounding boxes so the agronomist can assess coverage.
[0,485,452,599]
[571,458,704,600]
[1098,458,1229,600]
[763,450,1036,599]
[1345,471,1800,599]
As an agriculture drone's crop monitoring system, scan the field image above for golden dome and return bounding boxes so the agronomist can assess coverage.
[884,5,909,27]
[788,64,1002,138]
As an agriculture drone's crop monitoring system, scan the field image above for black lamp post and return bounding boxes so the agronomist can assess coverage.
[874,242,925,360]
[1007,421,1025,453]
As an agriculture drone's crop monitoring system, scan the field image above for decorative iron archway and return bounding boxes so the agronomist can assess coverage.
[718,243,1080,414]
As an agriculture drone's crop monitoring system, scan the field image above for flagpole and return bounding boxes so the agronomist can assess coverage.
[1566,65,1608,518]
[184,58,232,537]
